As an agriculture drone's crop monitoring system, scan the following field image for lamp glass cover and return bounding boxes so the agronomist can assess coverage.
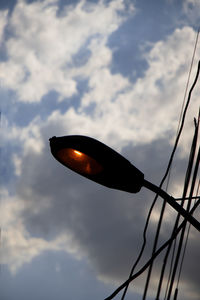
[57,148,103,175]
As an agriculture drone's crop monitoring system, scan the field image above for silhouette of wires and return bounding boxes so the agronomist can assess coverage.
[104,199,200,300]
[105,28,200,300]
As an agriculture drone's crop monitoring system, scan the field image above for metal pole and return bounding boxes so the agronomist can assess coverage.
[143,179,200,232]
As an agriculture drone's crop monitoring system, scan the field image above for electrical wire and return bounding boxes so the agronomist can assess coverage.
[174,180,200,300]
[143,62,200,300]
[120,192,160,299]
[107,58,200,300]
[104,199,200,300]
[168,115,200,300]
[165,115,199,300]
[142,26,200,299]
[160,115,200,300]
[166,141,200,299]
[106,29,200,300]
[176,27,200,134]
[120,34,200,300]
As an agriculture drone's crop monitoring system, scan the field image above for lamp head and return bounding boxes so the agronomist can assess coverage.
[49,135,144,193]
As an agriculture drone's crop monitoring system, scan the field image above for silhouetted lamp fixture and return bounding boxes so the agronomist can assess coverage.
[49,135,200,232]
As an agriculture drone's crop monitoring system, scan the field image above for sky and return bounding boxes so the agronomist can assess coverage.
[0,0,200,299]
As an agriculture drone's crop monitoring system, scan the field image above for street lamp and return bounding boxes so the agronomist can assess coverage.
[49,135,200,232]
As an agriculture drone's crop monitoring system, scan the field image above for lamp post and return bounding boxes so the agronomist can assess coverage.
[49,135,200,232]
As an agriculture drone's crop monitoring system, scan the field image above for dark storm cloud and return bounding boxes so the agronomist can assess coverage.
[16,125,200,297]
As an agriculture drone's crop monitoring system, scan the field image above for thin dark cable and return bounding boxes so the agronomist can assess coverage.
[175,115,200,291]
[166,142,200,300]
[142,24,200,297]
[163,238,177,300]
[177,180,200,286]
[160,116,199,300]
[120,196,155,299]
[142,197,167,299]
[143,59,200,300]
[166,114,200,300]
[104,199,200,300]
[176,28,200,134]
[162,34,200,297]
[164,115,200,300]
[121,172,171,299]
[156,227,178,300]
[120,29,200,300]
[174,181,200,300]
[120,59,200,300]
[113,31,200,300]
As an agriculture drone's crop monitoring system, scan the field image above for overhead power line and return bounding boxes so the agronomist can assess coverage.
[142,29,200,300]
[106,28,200,300]
[104,199,200,300]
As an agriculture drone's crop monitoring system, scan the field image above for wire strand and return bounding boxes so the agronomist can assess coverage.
[166,140,200,299]
[104,199,200,300]
[120,34,200,300]
[142,27,200,299]
[108,57,200,300]
[143,61,200,300]
[106,58,200,299]
[174,180,200,300]
[162,114,199,300]
[176,28,200,134]
[107,29,200,300]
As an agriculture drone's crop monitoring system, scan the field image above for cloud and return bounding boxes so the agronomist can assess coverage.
[0,9,8,44]
[0,188,84,275]
[9,26,196,154]
[0,0,131,102]
[1,1,200,299]
[4,121,199,299]
[183,0,200,24]
[2,103,200,299]
[1,1,199,150]
[47,26,199,152]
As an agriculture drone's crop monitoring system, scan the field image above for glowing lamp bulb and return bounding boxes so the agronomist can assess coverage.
[56,148,103,175]
[74,150,82,156]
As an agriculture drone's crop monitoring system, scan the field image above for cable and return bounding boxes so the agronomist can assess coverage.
[165,115,200,300]
[176,27,200,134]
[142,24,200,298]
[163,238,177,300]
[104,199,200,300]
[143,60,200,299]
[160,115,199,300]
[108,30,200,300]
[121,61,200,300]
[105,123,200,300]
[174,181,200,300]
[166,141,200,299]
[120,194,159,299]
[170,116,200,300]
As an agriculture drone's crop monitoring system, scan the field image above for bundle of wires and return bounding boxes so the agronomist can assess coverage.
[105,28,200,300]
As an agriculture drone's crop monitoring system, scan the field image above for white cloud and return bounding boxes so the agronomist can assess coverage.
[1,1,198,150]
[46,26,199,151]
[0,190,82,275]
[0,10,8,44]
[0,0,131,102]
[1,1,200,299]
[3,25,199,159]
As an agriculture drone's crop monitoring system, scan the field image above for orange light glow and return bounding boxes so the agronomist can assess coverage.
[57,148,103,175]
[74,150,83,156]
